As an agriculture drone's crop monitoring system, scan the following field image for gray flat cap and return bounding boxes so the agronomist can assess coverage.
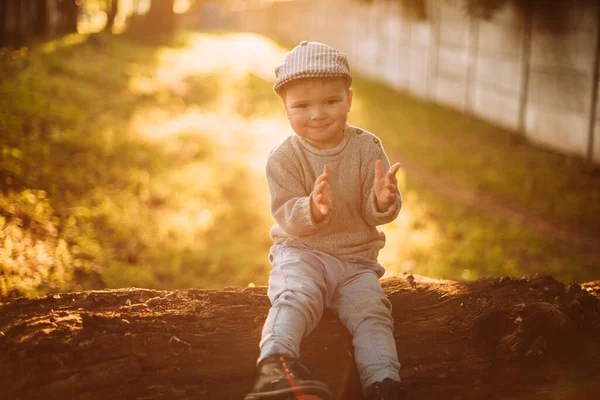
[273,41,352,94]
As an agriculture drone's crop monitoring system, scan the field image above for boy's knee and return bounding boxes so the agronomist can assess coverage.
[345,296,394,332]
[364,296,393,318]
[274,289,325,326]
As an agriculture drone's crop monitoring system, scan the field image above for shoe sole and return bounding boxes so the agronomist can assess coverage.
[244,381,333,400]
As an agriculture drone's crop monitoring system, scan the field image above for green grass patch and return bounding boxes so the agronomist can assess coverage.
[0,32,278,298]
[350,78,600,283]
[390,177,597,283]
[351,79,600,238]
[1,31,598,298]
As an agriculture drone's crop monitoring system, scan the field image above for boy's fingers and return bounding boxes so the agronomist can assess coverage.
[315,183,331,199]
[314,193,327,209]
[374,160,384,180]
[387,162,402,178]
[315,167,329,187]
[314,180,326,195]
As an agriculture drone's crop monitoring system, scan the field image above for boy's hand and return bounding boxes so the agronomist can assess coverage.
[374,159,401,212]
[312,165,332,222]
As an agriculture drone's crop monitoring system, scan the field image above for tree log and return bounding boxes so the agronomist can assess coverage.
[1,275,600,400]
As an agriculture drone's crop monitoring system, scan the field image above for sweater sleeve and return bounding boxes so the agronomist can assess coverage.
[361,142,402,227]
[266,154,330,237]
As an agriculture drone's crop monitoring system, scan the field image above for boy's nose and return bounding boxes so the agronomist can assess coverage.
[311,107,326,119]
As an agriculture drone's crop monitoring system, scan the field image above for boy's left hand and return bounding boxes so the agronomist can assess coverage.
[374,159,401,212]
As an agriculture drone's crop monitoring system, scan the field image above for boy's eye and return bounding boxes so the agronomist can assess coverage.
[294,103,308,108]
[326,99,340,105]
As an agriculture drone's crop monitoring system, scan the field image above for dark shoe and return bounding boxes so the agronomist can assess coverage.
[366,378,408,400]
[245,355,332,399]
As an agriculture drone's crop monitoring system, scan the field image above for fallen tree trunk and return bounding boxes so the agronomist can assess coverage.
[1,275,600,400]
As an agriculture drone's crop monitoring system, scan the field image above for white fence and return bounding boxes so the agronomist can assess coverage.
[229,0,600,164]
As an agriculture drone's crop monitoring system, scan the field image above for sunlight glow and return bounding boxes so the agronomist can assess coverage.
[379,182,440,278]
[40,34,88,54]
[124,32,444,285]
[125,33,289,274]
[174,0,193,14]
[154,33,284,89]
[128,33,290,173]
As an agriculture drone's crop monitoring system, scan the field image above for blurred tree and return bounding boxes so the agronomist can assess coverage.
[0,0,82,46]
[125,0,177,40]
[0,0,38,46]
[58,0,79,33]
[104,0,119,31]
[357,0,591,31]
[34,0,51,38]
[0,0,203,47]
[0,1,5,45]
[146,0,176,35]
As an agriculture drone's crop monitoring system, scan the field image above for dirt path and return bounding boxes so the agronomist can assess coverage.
[399,158,600,263]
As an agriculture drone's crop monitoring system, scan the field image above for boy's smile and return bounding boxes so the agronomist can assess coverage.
[283,77,352,150]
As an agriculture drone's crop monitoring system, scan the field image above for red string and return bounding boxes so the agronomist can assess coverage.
[281,355,304,399]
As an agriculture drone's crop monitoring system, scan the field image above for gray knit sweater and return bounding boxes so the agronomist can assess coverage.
[266,124,402,264]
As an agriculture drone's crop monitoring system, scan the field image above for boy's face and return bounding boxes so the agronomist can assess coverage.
[282,77,352,150]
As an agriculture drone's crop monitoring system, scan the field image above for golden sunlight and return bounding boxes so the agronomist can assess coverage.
[124,32,443,286]
[155,33,284,84]
[123,33,292,286]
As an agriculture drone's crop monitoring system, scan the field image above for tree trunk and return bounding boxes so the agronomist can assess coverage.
[14,0,24,46]
[2,275,600,400]
[104,0,119,32]
[146,0,175,36]
[34,0,50,38]
[0,0,7,46]
[21,0,36,42]
[59,0,78,34]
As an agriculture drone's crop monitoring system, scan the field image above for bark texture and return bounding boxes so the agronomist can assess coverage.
[1,275,600,400]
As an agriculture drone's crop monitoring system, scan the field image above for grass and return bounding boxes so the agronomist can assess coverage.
[350,79,600,283]
[385,178,596,282]
[1,31,599,299]
[351,79,600,237]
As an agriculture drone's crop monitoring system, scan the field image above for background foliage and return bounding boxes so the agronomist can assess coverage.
[1,29,599,300]
[360,0,589,32]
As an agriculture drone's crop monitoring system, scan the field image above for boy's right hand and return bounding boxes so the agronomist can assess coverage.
[311,165,332,222]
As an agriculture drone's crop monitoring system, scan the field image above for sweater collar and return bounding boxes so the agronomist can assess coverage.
[295,123,352,156]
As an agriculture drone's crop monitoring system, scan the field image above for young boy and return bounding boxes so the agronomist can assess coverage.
[245,41,407,400]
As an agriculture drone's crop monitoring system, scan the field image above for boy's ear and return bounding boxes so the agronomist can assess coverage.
[347,89,353,112]
[281,96,290,118]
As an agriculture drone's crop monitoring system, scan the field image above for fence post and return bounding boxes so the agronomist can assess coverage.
[377,0,389,82]
[427,0,440,100]
[396,1,409,91]
[405,5,413,92]
[517,1,533,134]
[465,15,479,112]
[586,1,600,164]
[352,0,360,70]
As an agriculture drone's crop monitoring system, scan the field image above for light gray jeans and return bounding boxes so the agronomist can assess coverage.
[258,244,401,391]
